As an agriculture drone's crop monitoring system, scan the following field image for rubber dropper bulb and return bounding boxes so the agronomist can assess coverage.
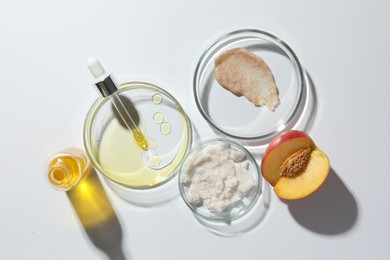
[87,57,110,82]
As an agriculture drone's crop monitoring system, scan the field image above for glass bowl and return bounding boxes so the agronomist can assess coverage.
[84,81,192,191]
[193,29,305,144]
[178,139,261,222]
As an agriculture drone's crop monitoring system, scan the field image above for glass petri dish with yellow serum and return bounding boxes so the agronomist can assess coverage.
[83,81,192,196]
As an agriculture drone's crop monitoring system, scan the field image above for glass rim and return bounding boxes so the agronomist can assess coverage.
[193,28,306,141]
[83,81,192,190]
[178,138,262,222]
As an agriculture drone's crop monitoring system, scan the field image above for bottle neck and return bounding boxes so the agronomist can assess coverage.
[48,161,73,188]
[45,148,92,191]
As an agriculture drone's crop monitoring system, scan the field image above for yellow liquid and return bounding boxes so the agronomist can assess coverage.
[160,122,171,135]
[132,129,148,150]
[152,93,163,104]
[97,115,190,188]
[153,112,164,124]
[46,148,91,190]
[147,154,161,167]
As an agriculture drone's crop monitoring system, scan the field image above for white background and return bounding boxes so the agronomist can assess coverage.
[1,0,389,259]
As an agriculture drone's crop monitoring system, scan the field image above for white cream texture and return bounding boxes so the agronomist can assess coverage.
[181,142,256,213]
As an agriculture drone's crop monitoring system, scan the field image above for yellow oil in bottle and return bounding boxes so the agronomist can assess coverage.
[45,147,92,191]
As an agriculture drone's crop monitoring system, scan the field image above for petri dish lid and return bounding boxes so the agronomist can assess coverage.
[193,29,305,144]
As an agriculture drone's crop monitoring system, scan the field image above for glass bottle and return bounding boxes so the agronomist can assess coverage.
[44,147,92,191]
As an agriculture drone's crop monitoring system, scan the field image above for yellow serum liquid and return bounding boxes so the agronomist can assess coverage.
[152,93,163,105]
[97,114,190,188]
[132,128,148,150]
[45,147,91,191]
[160,122,171,135]
[153,112,164,124]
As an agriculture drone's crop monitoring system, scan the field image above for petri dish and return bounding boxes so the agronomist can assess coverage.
[193,29,305,144]
[84,82,192,191]
[178,139,261,222]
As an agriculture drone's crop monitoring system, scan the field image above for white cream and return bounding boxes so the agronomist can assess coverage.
[181,142,256,213]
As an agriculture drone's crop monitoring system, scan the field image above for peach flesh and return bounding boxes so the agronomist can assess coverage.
[274,149,330,199]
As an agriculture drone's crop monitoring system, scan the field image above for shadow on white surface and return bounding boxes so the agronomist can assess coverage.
[67,169,132,260]
[296,71,318,133]
[105,175,181,208]
[283,168,358,235]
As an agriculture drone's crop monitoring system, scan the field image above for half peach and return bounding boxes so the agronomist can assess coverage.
[261,130,330,200]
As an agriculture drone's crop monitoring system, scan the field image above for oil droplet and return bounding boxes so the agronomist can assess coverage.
[147,154,161,167]
[160,122,171,135]
[152,93,163,105]
[153,112,164,124]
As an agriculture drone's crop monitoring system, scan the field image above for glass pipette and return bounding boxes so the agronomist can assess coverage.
[87,57,148,151]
